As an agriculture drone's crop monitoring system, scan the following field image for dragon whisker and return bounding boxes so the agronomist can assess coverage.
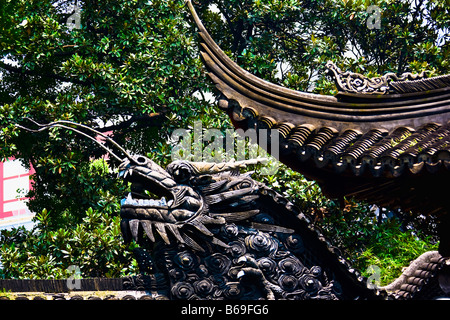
[16,118,134,163]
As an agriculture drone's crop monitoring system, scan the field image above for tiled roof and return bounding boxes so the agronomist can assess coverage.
[187,1,450,221]
[228,106,450,219]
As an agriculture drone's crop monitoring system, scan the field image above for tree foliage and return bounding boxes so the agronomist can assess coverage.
[0,200,138,279]
[0,0,447,280]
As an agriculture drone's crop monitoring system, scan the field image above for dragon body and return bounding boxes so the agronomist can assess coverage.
[118,155,376,300]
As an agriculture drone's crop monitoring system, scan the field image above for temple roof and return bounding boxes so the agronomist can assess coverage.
[187,1,450,221]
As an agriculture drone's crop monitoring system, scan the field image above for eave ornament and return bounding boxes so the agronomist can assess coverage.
[325,61,428,95]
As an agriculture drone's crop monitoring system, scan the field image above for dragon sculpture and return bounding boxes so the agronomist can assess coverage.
[117,155,372,300]
[16,120,449,300]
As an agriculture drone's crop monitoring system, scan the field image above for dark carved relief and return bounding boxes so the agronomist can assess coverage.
[326,61,450,95]
[118,156,357,300]
[123,220,342,300]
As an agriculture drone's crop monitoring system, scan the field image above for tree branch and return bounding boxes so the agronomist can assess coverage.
[96,112,166,133]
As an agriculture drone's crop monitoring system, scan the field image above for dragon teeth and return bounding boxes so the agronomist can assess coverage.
[121,193,169,207]
[122,218,207,251]
[122,193,138,206]
[120,219,132,243]
[129,219,140,241]
[154,222,170,245]
[140,220,155,242]
[138,220,170,245]
[125,219,187,246]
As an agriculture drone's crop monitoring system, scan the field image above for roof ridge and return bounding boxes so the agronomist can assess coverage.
[390,74,450,94]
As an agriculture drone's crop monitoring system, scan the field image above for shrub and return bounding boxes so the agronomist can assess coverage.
[0,205,138,279]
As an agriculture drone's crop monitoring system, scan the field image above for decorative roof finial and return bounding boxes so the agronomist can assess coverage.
[325,61,430,94]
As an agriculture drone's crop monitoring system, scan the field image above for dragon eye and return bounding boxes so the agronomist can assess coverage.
[135,156,148,165]
[240,181,250,188]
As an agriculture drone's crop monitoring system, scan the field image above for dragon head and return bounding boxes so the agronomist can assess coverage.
[118,156,266,251]
[15,119,267,252]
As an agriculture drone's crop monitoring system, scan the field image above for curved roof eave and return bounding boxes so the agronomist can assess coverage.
[186,0,450,131]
